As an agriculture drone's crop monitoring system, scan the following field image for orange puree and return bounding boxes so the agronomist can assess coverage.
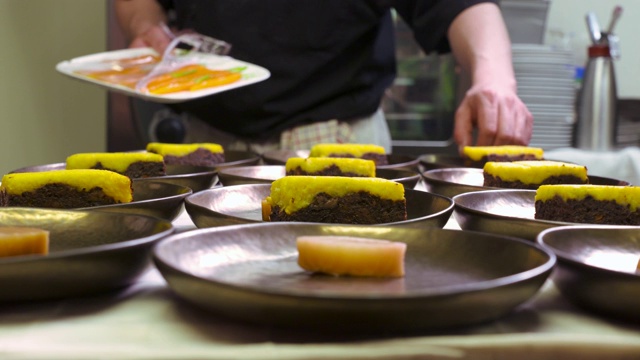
[77,55,242,94]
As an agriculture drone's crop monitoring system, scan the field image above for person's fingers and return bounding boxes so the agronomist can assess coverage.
[494,95,515,145]
[129,26,172,54]
[474,89,498,146]
[453,98,474,154]
[498,98,534,146]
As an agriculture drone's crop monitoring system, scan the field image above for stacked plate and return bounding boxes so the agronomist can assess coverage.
[513,44,577,150]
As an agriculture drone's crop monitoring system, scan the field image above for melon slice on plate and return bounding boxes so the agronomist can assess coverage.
[0,227,49,258]
[296,235,406,277]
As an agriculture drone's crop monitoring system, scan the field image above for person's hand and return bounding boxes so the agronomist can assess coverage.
[453,82,533,153]
[129,23,173,54]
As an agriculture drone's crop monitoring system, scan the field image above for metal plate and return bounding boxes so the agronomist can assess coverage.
[419,153,472,172]
[88,180,191,221]
[423,167,629,199]
[452,189,571,241]
[184,184,453,229]
[11,162,213,193]
[418,154,579,172]
[153,222,555,331]
[218,165,421,189]
[10,151,260,192]
[1,174,190,221]
[0,208,173,302]
[261,149,419,171]
[537,225,640,322]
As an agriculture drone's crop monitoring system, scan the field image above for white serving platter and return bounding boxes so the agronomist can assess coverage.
[56,48,270,103]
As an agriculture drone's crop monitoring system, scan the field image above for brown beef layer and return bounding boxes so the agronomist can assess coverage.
[270,191,406,224]
[286,164,368,177]
[326,153,388,166]
[163,149,225,167]
[483,174,587,189]
[535,196,640,225]
[0,183,127,209]
[92,161,166,178]
[464,154,540,167]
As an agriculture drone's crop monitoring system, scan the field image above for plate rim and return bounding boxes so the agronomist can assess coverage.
[56,47,271,104]
[153,222,556,300]
[185,183,455,226]
[0,208,174,265]
[537,224,640,279]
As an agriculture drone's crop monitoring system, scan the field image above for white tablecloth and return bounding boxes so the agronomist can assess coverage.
[1,208,639,360]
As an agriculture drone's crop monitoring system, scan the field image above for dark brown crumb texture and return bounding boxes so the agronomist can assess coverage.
[269,191,406,224]
[92,161,166,179]
[162,148,225,167]
[535,195,640,225]
[464,154,541,167]
[326,153,388,166]
[286,164,368,177]
[483,174,588,189]
[0,183,128,209]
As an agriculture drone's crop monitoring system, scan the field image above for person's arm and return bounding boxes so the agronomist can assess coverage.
[114,0,172,53]
[447,2,533,151]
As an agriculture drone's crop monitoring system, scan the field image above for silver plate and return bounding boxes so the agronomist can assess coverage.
[91,180,191,221]
[418,154,578,172]
[423,168,629,199]
[261,149,419,171]
[418,153,474,172]
[153,222,555,331]
[218,165,421,189]
[11,162,216,193]
[453,189,571,241]
[10,151,261,192]
[537,225,640,322]
[0,208,173,302]
[184,184,453,229]
[6,162,192,221]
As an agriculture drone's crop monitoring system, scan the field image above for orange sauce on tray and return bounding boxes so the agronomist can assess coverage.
[76,55,243,94]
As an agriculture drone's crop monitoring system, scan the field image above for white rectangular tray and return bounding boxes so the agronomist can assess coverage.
[56,48,270,103]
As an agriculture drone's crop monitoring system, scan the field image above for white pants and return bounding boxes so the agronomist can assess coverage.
[181,108,392,154]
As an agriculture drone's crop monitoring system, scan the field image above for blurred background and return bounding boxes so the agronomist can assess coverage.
[0,0,638,175]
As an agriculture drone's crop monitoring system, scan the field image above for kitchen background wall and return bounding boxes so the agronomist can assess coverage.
[0,0,637,175]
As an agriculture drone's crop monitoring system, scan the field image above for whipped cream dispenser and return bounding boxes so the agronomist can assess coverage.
[575,6,622,151]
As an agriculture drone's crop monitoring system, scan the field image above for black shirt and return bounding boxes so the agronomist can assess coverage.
[157,0,496,139]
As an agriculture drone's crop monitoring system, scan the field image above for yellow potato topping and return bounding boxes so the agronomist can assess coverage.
[66,152,164,173]
[463,145,544,161]
[0,169,133,203]
[146,142,223,157]
[266,176,404,214]
[484,160,588,184]
[535,185,640,211]
[285,157,376,177]
[309,143,386,158]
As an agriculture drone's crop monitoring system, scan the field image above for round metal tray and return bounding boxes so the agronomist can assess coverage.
[0,208,173,302]
[218,165,421,189]
[423,167,629,199]
[261,149,419,171]
[184,184,453,230]
[154,222,555,332]
[537,225,640,322]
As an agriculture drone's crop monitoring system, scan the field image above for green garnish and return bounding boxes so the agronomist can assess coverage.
[171,69,198,78]
[228,66,247,73]
[194,75,212,84]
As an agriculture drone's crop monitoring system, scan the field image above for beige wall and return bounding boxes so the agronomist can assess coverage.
[0,0,107,175]
[545,0,639,98]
